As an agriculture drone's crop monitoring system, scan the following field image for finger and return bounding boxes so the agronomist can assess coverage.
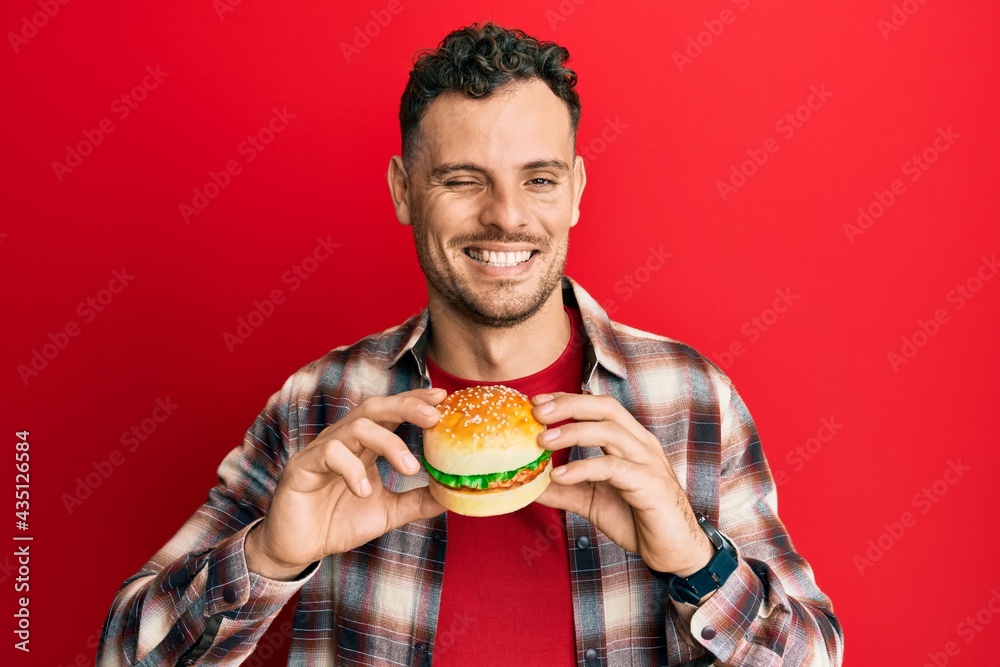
[549,455,647,493]
[383,485,446,531]
[532,393,660,455]
[537,420,658,463]
[337,417,422,474]
[344,389,447,432]
[288,438,371,496]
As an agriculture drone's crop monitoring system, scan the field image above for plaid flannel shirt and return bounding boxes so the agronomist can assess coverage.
[98,277,843,666]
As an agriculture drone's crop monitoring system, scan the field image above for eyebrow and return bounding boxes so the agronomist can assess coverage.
[429,159,571,180]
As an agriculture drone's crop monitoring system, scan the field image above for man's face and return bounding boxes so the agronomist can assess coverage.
[390,78,586,328]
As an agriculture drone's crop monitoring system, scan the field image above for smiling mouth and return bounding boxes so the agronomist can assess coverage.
[463,248,536,268]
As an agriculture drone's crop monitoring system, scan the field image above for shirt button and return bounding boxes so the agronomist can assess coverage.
[415,643,427,653]
[431,531,442,541]
[576,535,591,549]
[701,625,717,640]
[181,660,196,666]
[584,648,599,662]
[222,586,237,604]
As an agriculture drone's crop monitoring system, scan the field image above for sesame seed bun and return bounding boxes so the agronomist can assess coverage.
[423,385,550,517]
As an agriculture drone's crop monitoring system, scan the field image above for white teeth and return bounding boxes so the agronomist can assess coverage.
[465,248,534,267]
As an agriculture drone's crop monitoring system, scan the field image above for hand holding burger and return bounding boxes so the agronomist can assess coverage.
[422,385,551,517]
[531,392,715,578]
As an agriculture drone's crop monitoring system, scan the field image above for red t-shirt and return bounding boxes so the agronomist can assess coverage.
[428,306,584,666]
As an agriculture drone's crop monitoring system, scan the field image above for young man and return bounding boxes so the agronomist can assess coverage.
[99,23,842,666]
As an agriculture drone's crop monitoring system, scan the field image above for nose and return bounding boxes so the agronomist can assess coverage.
[478,182,527,232]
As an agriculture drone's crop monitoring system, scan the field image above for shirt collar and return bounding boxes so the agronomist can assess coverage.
[387,276,627,382]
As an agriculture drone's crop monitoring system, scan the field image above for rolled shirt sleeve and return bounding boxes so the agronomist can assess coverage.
[97,373,319,665]
[669,375,844,667]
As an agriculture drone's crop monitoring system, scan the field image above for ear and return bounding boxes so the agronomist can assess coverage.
[387,155,412,226]
[570,153,587,228]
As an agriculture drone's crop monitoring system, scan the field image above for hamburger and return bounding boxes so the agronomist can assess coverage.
[422,385,551,517]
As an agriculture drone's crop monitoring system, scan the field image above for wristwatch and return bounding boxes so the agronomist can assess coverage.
[650,513,739,604]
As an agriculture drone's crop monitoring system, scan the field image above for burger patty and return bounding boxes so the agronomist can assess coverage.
[483,461,547,492]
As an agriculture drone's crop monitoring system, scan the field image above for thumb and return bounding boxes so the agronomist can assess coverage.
[384,486,446,532]
[535,481,590,516]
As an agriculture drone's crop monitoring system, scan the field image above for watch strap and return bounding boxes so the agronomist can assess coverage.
[650,513,739,604]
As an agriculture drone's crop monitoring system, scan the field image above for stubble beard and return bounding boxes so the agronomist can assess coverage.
[411,219,568,329]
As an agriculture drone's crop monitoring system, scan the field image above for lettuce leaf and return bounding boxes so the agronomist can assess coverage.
[422,450,552,490]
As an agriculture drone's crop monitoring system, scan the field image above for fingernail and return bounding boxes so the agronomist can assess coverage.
[551,466,566,477]
[403,452,420,471]
[360,478,372,495]
[535,401,554,416]
[539,428,560,442]
[420,404,439,417]
[533,393,554,404]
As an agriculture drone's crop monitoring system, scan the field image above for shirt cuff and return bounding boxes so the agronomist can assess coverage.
[202,518,320,620]
[671,557,776,663]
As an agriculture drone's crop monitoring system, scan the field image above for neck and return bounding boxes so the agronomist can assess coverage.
[426,288,571,382]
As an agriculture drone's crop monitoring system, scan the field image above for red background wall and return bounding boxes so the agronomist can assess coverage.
[2,0,999,665]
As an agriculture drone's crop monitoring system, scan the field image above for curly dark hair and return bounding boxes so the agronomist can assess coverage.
[399,22,580,169]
